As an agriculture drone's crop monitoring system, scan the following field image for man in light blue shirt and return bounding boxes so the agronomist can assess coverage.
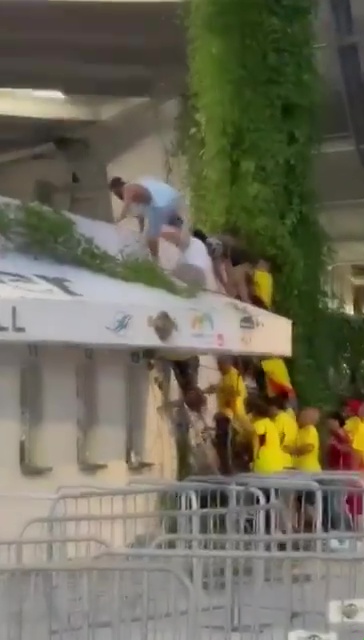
[109,176,185,260]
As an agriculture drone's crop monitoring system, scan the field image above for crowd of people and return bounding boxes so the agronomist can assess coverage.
[109,174,364,536]
[180,359,364,535]
[109,174,273,300]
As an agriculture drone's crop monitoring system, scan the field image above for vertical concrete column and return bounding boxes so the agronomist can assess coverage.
[89,351,128,464]
[58,139,113,221]
[330,263,353,311]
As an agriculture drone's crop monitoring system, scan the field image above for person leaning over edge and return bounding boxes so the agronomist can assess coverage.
[193,229,253,300]
[109,175,186,261]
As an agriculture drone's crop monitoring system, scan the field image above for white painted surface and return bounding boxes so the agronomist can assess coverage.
[91,349,128,461]
[0,198,293,355]
[0,344,176,538]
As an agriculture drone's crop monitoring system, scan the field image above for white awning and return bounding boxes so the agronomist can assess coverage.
[0,250,291,356]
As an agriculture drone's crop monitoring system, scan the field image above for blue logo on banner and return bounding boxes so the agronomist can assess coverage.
[107,312,132,334]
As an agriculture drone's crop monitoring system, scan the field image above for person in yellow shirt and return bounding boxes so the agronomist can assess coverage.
[343,403,364,528]
[253,257,273,309]
[292,408,321,530]
[344,403,364,465]
[204,356,247,474]
[294,408,321,472]
[267,394,298,469]
[267,394,298,529]
[245,397,283,474]
[205,356,247,423]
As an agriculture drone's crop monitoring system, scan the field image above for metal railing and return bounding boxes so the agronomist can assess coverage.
[0,473,364,638]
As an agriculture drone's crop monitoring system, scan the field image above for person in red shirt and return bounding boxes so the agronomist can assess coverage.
[325,411,355,534]
[327,411,356,471]
[344,398,363,420]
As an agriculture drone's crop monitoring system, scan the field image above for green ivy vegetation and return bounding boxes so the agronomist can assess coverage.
[0,201,195,298]
[185,0,364,406]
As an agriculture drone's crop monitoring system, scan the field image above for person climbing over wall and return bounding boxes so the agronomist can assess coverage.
[109,176,188,260]
[193,229,254,300]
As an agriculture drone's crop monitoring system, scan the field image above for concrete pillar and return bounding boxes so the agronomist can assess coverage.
[88,351,128,463]
[58,138,113,221]
[329,263,353,312]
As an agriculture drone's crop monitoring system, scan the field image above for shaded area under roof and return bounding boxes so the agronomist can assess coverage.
[0,0,363,207]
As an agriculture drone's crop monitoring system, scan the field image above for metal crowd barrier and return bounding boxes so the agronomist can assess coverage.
[0,560,197,640]
[0,472,358,553]
[14,473,361,551]
[0,536,109,565]
[0,541,363,640]
[0,492,57,539]
[39,483,269,548]
[93,542,364,640]
[185,471,364,535]
[20,503,275,552]
[1,474,364,639]
[48,484,203,547]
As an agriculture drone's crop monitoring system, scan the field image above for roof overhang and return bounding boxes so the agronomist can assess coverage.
[0,91,141,122]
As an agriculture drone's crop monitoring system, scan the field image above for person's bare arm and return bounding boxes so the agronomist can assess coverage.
[226,261,251,301]
[160,228,183,248]
[137,215,145,233]
[158,399,182,414]
[147,237,159,260]
[119,183,151,222]
[203,384,219,395]
[223,260,240,297]
[235,414,254,433]
[292,444,314,456]
[219,234,240,248]
[332,441,353,454]
[212,259,228,292]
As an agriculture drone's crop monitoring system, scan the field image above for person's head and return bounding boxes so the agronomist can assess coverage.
[205,237,224,261]
[254,256,271,273]
[193,228,208,244]
[344,398,363,418]
[267,393,289,418]
[216,355,233,375]
[245,396,270,419]
[109,176,127,201]
[234,356,255,377]
[249,295,269,310]
[183,386,206,413]
[326,410,345,437]
[358,402,364,420]
[298,407,320,428]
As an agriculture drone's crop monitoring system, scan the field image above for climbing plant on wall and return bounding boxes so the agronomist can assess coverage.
[0,200,195,297]
[185,0,364,405]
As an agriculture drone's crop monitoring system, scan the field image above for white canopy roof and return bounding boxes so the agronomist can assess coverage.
[0,198,292,356]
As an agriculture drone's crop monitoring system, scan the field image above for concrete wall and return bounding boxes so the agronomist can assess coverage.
[0,344,177,539]
[0,149,113,220]
[0,156,71,209]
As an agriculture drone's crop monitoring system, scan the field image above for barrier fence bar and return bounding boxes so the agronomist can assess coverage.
[0,561,198,640]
